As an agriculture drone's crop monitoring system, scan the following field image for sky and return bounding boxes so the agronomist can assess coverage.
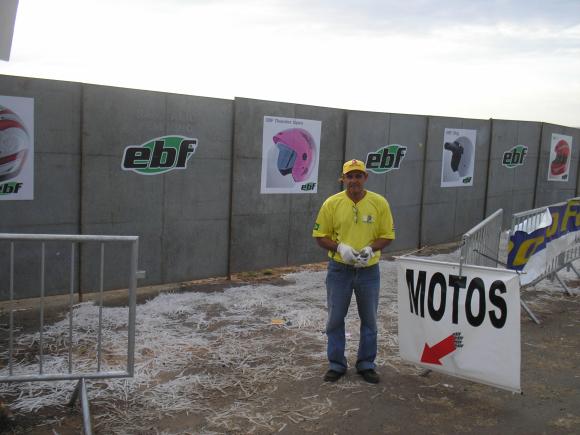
[1,0,579,127]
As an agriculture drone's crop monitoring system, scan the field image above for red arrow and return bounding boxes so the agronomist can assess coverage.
[420,334,458,365]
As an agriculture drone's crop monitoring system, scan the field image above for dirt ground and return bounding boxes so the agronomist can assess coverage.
[1,250,580,435]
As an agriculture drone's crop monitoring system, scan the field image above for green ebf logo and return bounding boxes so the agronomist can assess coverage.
[365,145,407,174]
[122,136,198,175]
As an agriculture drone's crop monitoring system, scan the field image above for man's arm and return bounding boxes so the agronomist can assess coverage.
[316,237,338,252]
[370,238,392,251]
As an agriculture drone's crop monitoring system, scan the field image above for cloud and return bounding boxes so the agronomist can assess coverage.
[285,0,580,32]
[2,0,579,126]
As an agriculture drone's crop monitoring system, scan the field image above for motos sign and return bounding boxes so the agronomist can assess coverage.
[122,136,198,175]
[397,257,521,392]
[405,270,508,328]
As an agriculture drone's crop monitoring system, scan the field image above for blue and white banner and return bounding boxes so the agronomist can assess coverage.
[507,199,580,285]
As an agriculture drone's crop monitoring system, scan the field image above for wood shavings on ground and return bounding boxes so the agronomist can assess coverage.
[0,263,400,433]
[2,237,579,433]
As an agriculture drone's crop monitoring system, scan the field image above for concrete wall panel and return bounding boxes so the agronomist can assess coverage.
[485,120,541,228]
[0,76,81,299]
[80,85,166,290]
[230,98,344,273]
[231,213,291,271]
[0,227,81,300]
[535,124,580,207]
[421,117,491,246]
[82,85,233,289]
[345,111,427,251]
[162,94,233,282]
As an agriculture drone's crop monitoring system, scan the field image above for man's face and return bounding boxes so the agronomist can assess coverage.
[343,170,368,195]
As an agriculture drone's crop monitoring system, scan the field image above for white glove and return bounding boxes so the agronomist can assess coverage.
[337,243,359,264]
[354,246,374,268]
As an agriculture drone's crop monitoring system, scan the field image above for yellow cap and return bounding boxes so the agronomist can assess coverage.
[342,159,367,175]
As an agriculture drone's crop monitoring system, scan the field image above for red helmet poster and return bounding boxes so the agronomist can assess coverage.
[0,95,34,200]
[548,133,573,182]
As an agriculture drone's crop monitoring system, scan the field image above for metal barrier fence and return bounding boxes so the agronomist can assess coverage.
[509,197,580,323]
[510,198,580,293]
[459,209,503,275]
[0,234,139,435]
[458,208,543,325]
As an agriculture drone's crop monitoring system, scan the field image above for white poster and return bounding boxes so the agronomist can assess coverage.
[547,133,573,182]
[397,257,521,392]
[441,128,476,187]
[260,116,321,194]
[0,95,34,200]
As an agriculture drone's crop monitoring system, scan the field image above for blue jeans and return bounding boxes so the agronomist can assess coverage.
[325,259,380,373]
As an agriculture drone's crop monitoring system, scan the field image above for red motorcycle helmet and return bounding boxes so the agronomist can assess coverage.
[0,105,29,182]
[550,139,570,176]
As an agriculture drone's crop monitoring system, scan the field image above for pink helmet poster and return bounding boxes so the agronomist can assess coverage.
[260,116,321,194]
[0,95,34,200]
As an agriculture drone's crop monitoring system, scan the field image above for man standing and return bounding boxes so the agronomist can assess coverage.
[312,159,395,383]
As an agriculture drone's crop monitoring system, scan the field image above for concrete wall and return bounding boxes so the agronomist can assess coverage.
[345,111,427,252]
[0,76,81,299]
[81,85,233,291]
[534,123,580,207]
[229,98,344,272]
[1,74,580,299]
[421,117,491,246]
[485,120,542,229]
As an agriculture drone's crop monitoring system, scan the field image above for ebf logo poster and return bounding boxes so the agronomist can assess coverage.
[0,96,34,200]
[441,128,477,188]
[260,116,321,194]
[547,133,573,182]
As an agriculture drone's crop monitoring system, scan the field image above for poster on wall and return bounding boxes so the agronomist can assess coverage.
[441,128,476,187]
[0,95,34,200]
[260,116,321,194]
[547,133,573,182]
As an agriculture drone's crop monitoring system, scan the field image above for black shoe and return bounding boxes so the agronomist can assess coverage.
[324,369,344,382]
[358,369,380,384]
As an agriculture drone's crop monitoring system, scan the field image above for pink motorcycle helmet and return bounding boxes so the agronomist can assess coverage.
[273,128,316,182]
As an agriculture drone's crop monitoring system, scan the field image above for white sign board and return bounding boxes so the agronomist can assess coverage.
[260,116,321,194]
[441,128,476,187]
[0,95,34,200]
[397,256,521,392]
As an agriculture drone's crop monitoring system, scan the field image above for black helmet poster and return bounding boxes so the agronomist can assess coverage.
[441,128,476,188]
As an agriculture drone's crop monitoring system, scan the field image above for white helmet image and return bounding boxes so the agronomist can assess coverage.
[444,135,474,178]
[0,105,29,182]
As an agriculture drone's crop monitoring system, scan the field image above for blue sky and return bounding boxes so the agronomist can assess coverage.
[1,0,579,126]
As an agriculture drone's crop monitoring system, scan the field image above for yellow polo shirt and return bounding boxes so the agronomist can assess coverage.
[312,190,395,266]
